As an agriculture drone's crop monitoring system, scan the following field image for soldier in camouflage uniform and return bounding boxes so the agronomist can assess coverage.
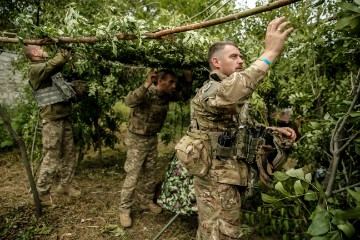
[190,17,297,239]
[24,45,80,203]
[119,69,192,227]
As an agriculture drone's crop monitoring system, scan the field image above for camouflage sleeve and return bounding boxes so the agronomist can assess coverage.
[207,64,266,108]
[169,79,192,102]
[30,51,70,83]
[124,85,149,107]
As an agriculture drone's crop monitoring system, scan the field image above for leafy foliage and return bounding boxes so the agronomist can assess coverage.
[1,0,360,238]
[263,168,359,239]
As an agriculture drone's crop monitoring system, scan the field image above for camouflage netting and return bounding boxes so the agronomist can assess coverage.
[157,155,197,215]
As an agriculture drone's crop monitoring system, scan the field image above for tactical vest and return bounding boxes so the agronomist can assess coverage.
[127,86,169,136]
[191,80,237,132]
[30,72,76,107]
[190,77,293,187]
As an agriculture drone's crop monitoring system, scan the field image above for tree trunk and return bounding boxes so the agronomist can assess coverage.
[0,105,42,217]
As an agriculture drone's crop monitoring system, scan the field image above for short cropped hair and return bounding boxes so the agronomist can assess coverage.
[23,45,38,60]
[207,41,239,68]
[154,69,175,85]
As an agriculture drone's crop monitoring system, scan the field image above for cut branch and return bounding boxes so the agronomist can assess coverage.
[0,0,303,45]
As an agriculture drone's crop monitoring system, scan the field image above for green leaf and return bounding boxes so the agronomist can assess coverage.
[335,15,360,30]
[347,189,360,203]
[286,168,305,180]
[331,209,347,225]
[338,2,360,13]
[294,180,304,195]
[311,231,342,240]
[275,182,291,196]
[335,206,360,220]
[273,171,290,181]
[261,193,280,203]
[307,208,330,236]
[305,173,312,183]
[337,221,355,238]
[315,180,325,197]
[349,111,360,117]
[0,139,14,148]
[304,190,318,201]
[356,0,360,6]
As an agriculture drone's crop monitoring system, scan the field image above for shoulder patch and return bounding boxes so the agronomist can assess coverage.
[204,83,212,92]
[201,81,220,100]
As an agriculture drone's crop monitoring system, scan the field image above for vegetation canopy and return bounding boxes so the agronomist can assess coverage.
[1,0,360,239]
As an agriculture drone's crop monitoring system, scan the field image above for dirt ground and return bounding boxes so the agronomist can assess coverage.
[0,137,201,240]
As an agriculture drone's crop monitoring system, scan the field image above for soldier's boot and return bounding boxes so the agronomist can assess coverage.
[38,192,52,205]
[140,202,162,214]
[119,212,132,228]
[55,185,81,197]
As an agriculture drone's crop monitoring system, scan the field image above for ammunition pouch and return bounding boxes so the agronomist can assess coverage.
[216,131,236,160]
[31,73,76,107]
[235,125,266,164]
[236,125,293,187]
[175,131,212,177]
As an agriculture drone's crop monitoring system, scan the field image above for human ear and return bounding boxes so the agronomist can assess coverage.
[212,57,220,68]
[31,50,38,57]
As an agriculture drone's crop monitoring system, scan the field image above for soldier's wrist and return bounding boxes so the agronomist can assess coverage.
[144,82,151,88]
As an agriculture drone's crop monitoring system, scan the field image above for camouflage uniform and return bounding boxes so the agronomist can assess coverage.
[28,51,77,195]
[120,81,192,214]
[191,65,266,239]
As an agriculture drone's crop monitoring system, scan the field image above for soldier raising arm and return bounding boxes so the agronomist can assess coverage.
[190,17,296,240]
[23,45,80,204]
[119,69,192,228]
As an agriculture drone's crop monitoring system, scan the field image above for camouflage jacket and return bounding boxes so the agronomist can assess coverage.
[125,80,192,136]
[190,64,266,185]
[29,51,71,121]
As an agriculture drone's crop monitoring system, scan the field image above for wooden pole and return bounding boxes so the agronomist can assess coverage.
[0,0,303,45]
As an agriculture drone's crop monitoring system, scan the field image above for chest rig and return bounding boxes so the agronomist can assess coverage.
[30,72,76,107]
[191,73,267,164]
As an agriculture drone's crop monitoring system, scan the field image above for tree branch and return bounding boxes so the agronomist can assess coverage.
[187,0,221,22]
[325,68,360,197]
[0,0,303,45]
[339,132,360,153]
[331,182,360,195]
[203,0,232,21]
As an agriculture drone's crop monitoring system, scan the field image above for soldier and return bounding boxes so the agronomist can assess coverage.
[119,69,192,228]
[24,45,80,203]
[190,17,297,239]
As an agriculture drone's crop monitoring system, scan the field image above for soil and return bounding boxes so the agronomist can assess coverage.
[0,137,199,240]
[1,124,274,240]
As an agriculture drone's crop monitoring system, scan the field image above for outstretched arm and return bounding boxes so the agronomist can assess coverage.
[207,17,294,108]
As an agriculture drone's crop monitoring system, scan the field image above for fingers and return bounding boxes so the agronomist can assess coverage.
[277,21,291,31]
[273,127,297,141]
[146,70,157,86]
[282,127,297,141]
[268,16,286,31]
[282,27,294,37]
[268,17,293,35]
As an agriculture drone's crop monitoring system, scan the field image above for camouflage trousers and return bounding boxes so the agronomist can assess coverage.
[119,131,158,214]
[194,176,243,240]
[36,118,77,195]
